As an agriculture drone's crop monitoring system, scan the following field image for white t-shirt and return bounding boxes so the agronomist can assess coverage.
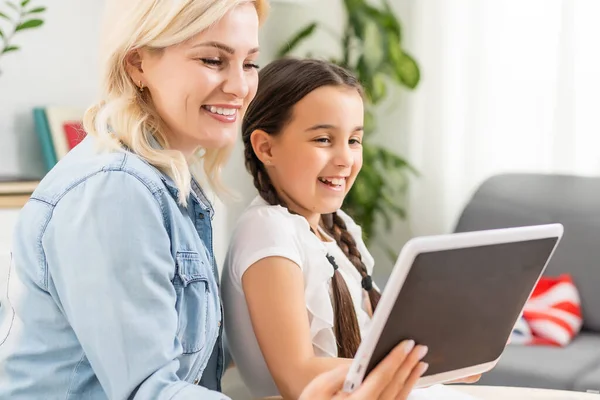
[221,196,376,398]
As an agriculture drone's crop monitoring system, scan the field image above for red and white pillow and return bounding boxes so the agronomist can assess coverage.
[510,274,583,346]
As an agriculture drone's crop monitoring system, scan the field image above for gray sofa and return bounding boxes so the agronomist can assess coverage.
[454,173,600,392]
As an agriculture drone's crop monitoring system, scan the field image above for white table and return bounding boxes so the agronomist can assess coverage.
[259,385,599,400]
[455,385,599,399]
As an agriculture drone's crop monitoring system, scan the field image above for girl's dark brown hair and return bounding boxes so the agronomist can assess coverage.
[242,58,381,358]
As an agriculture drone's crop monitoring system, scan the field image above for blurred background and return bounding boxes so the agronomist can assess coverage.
[2,0,600,276]
[1,0,600,396]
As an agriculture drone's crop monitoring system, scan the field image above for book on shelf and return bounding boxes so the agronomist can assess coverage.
[33,106,87,173]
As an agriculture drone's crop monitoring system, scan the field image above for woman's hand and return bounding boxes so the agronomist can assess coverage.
[299,340,429,400]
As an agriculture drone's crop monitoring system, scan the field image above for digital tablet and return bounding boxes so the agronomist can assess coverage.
[343,223,564,392]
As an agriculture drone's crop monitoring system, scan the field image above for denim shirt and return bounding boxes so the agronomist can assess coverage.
[0,136,229,400]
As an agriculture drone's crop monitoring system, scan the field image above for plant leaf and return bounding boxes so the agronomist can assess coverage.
[386,32,420,89]
[362,19,384,74]
[21,0,31,7]
[2,45,20,54]
[16,19,44,31]
[346,6,367,40]
[343,0,366,10]
[0,11,11,21]
[382,192,407,218]
[356,56,376,101]
[364,109,376,135]
[378,146,419,175]
[393,51,420,89]
[382,1,402,39]
[386,32,403,66]
[364,4,401,41]
[0,29,4,39]
[5,2,18,11]
[276,22,317,58]
[370,73,387,103]
[27,6,46,14]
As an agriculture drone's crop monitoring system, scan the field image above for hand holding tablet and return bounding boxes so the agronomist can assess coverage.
[299,340,429,400]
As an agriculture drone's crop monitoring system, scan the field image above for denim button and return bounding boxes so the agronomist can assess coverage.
[193,378,199,385]
[198,213,204,220]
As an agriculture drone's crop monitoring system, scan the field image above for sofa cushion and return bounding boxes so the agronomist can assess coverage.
[454,173,600,332]
[477,333,600,390]
[574,363,600,393]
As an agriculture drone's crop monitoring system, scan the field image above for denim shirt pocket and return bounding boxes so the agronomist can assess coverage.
[174,251,210,354]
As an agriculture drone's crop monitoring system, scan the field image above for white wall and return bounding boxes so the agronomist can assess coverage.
[0,0,104,178]
[0,1,105,289]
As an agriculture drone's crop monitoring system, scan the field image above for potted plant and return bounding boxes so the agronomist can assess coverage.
[0,0,46,75]
[278,0,420,250]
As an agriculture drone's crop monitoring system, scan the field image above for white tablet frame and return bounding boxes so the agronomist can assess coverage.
[343,223,564,392]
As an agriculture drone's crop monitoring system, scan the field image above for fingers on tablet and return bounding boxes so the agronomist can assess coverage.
[396,361,429,400]
[395,344,428,382]
[354,340,411,396]
[402,339,416,354]
[378,344,428,400]
[353,340,429,400]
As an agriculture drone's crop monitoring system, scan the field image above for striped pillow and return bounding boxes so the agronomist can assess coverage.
[510,274,583,346]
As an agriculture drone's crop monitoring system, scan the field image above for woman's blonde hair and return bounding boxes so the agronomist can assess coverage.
[84,0,269,205]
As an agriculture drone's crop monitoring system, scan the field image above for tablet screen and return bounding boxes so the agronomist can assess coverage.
[364,237,559,377]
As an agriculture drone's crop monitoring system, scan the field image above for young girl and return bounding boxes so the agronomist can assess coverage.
[0,1,269,398]
[222,58,430,399]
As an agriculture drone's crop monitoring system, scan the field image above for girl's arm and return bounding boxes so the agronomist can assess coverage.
[242,256,351,399]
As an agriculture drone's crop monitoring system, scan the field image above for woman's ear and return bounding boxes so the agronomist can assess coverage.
[125,49,145,89]
[250,130,275,166]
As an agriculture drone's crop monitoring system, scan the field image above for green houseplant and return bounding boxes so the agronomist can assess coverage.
[0,0,46,74]
[278,0,420,246]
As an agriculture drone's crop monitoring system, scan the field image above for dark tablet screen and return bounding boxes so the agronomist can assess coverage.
[365,237,559,377]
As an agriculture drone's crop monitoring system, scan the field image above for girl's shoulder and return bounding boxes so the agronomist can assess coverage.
[236,196,311,233]
[228,196,316,254]
[225,196,324,281]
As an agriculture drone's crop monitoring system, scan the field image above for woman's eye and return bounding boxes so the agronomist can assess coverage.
[244,62,260,70]
[199,58,259,70]
[200,58,222,66]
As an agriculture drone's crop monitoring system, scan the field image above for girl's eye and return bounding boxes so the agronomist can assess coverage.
[315,138,331,144]
[200,58,222,66]
[349,138,362,145]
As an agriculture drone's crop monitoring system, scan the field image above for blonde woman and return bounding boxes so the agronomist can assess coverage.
[0,1,263,399]
[0,1,428,399]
